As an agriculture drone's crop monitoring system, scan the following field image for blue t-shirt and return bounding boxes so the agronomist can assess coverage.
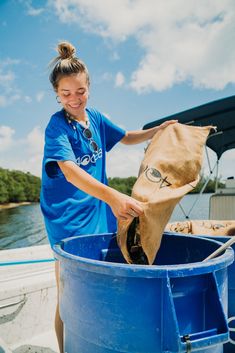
[40,107,126,247]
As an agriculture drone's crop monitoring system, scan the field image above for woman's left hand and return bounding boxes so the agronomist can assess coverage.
[158,119,178,131]
[145,119,177,140]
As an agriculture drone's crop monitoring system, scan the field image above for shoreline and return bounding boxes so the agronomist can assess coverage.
[0,202,32,210]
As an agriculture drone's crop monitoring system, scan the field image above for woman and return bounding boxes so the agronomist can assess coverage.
[40,41,176,352]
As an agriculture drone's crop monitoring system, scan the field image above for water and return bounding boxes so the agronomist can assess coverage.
[0,194,212,250]
[0,203,48,250]
[170,193,211,221]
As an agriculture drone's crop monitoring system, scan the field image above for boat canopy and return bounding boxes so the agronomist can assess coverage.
[143,95,235,159]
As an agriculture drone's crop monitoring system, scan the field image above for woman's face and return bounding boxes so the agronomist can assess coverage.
[57,72,89,119]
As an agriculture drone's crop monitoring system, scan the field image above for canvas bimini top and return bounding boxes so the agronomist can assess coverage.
[143,95,235,160]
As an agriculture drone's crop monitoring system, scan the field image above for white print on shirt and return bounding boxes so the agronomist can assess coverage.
[76,148,103,166]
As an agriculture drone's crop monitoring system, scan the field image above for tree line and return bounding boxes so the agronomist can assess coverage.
[0,168,41,204]
[0,167,224,204]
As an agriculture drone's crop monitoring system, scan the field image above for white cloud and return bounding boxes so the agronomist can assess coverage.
[27,7,44,16]
[110,52,120,61]
[93,72,117,85]
[0,96,7,107]
[0,59,21,107]
[0,71,15,88]
[26,126,44,155]
[100,112,127,131]
[0,126,44,177]
[23,0,45,16]
[0,94,21,107]
[106,144,145,177]
[115,72,125,87]
[0,58,34,107]
[0,126,15,151]
[36,91,45,102]
[51,0,235,92]
[24,95,32,103]
[21,126,44,176]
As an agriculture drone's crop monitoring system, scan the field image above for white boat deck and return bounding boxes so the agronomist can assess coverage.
[11,330,59,353]
[0,245,59,353]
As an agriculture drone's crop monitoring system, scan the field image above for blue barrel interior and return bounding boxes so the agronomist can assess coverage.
[61,232,222,265]
[54,233,234,353]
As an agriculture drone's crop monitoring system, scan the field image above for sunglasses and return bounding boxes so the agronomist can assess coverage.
[83,127,99,152]
[64,110,99,153]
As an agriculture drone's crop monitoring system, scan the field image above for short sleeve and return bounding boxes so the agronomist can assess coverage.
[101,114,126,152]
[44,123,76,178]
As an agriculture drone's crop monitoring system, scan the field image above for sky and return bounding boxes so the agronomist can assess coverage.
[0,0,235,180]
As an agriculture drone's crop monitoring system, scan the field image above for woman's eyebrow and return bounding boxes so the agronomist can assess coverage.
[61,88,85,91]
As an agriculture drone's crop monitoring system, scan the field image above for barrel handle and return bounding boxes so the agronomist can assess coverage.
[181,272,228,352]
[162,274,228,352]
[228,316,235,345]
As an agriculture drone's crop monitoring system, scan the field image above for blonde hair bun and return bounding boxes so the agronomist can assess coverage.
[57,42,76,60]
[49,41,90,89]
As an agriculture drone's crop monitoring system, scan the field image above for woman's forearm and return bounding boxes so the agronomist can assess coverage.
[58,160,115,203]
[121,119,178,145]
[121,128,157,145]
[57,160,143,220]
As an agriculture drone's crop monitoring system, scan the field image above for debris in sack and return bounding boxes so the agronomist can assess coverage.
[126,217,149,265]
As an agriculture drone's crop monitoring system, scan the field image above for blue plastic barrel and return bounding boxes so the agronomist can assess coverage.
[53,233,233,353]
[197,234,235,353]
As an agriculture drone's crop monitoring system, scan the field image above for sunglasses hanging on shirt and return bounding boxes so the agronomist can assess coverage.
[82,128,99,152]
[64,109,99,153]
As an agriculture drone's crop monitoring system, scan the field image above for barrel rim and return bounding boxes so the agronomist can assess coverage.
[53,232,234,277]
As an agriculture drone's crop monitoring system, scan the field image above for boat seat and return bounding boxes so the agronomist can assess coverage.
[210,194,235,220]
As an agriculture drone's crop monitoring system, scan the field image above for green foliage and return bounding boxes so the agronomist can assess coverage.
[0,168,41,204]
[108,177,137,196]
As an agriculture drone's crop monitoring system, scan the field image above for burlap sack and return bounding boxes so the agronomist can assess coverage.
[117,123,213,265]
[166,220,235,236]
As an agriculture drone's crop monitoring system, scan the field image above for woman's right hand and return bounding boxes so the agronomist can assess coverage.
[107,189,144,220]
